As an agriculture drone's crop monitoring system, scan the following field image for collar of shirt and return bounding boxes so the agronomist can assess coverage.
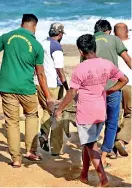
[94,31,106,37]
[18,27,35,38]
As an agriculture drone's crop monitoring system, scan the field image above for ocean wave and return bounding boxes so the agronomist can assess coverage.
[104,2,119,5]
[43,1,65,5]
[0,16,131,44]
[36,16,132,44]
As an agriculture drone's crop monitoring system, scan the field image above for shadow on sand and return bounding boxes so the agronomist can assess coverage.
[0,123,131,187]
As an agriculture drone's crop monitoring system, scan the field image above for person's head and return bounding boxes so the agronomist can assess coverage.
[76,34,96,59]
[94,19,112,34]
[114,23,128,40]
[49,22,65,42]
[21,14,38,34]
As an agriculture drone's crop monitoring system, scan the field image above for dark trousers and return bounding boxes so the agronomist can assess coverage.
[101,91,121,153]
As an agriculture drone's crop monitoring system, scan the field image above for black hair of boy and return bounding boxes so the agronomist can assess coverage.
[76,34,96,54]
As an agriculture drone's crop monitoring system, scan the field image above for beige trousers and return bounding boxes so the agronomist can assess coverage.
[117,85,131,144]
[37,85,64,154]
[1,93,39,162]
[37,85,77,154]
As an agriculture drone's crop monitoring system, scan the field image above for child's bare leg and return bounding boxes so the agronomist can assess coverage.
[80,145,90,184]
[86,142,109,186]
[101,151,108,166]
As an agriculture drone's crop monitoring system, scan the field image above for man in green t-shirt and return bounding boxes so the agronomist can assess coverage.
[94,19,131,168]
[0,14,53,167]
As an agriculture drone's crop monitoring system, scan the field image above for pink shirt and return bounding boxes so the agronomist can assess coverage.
[70,58,124,125]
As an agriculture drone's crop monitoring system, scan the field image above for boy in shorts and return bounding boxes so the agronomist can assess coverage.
[55,34,128,187]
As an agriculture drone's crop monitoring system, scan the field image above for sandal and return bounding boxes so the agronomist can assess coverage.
[24,152,42,161]
[107,151,118,159]
[9,162,21,168]
[103,163,111,169]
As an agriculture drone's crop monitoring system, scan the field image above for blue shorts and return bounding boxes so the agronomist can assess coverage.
[77,122,104,145]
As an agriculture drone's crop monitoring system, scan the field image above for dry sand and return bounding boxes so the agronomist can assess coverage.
[0,46,131,187]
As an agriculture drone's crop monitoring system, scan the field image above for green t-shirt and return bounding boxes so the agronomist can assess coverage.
[0,27,44,95]
[95,32,127,89]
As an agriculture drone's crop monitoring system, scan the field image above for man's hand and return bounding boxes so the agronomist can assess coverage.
[107,74,128,95]
[46,97,55,112]
[46,98,61,112]
[54,108,62,119]
[106,90,113,96]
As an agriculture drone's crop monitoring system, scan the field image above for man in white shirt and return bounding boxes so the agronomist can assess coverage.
[35,23,69,156]
[113,23,132,157]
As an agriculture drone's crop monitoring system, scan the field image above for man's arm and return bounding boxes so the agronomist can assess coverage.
[56,68,69,91]
[55,65,81,118]
[120,51,132,69]
[35,65,54,111]
[55,88,77,118]
[52,49,69,91]
[35,45,52,100]
[107,62,129,95]
[35,65,52,99]
[107,74,128,95]
[115,36,132,69]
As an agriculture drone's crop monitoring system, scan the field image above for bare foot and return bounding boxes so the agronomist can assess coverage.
[101,157,111,168]
[97,181,109,187]
[79,176,89,184]
[103,162,111,169]
[9,161,21,168]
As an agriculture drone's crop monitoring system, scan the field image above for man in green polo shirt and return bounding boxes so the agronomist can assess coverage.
[94,19,131,168]
[0,14,53,167]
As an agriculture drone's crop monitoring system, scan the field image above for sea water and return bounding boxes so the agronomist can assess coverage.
[0,0,131,44]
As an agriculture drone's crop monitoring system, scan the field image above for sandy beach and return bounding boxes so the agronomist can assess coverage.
[0,46,131,187]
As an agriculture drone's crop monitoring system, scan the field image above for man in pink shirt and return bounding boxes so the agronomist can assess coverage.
[55,34,128,187]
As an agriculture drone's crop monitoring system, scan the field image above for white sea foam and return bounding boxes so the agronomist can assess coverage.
[104,2,119,5]
[36,16,132,44]
[0,16,131,44]
[43,1,64,5]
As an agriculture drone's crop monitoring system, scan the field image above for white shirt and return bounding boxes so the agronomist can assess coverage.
[118,39,132,85]
[34,38,64,88]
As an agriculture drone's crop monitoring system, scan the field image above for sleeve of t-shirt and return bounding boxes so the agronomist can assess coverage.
[36,44,44,65]
[109,63,125,81]
[70,67,82,89]
[0,35,4,51]
[52,50,64,68]
[51,41,64,68]
[115,36,127,56]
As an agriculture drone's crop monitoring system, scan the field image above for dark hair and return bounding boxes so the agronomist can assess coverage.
[49,30,59,37]
[22,14,38,25]
[76,34,96,54]
[94,19,112,33]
